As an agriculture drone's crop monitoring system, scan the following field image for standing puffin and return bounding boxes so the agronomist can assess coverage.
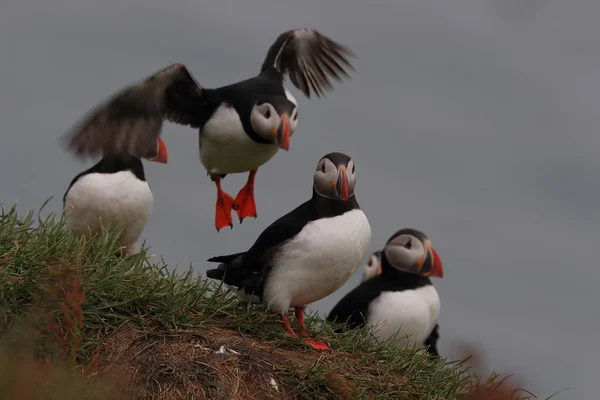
[62,28,356,232]
[357,248,442,356]
[326,228,443,356]
[358,248,441,356]
[362,250,383,282]
[62,137,168,256]
[205,152,371,351]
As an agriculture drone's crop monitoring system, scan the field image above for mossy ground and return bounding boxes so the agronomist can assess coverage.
[0,202,545,399]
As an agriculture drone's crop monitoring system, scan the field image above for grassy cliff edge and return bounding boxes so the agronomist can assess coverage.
[0,203,540,399]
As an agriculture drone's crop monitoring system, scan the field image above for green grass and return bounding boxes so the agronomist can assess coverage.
[0,201,545,399]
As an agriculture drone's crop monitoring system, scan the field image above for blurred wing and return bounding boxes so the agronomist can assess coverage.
[63,63,204,159]
[261,28,356,98]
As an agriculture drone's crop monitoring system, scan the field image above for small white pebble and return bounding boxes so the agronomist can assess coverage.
[269,377,279,392]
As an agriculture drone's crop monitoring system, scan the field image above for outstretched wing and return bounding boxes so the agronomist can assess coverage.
[261,28,356,98]
[62,63,205,160]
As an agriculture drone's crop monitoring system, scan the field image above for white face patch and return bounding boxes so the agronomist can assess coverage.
[383,234,426,274]
[249,103,280,142]
[284,88,300,135]
[346,159,357,194]
[362,254,382,282]
[313,158,338,198]
[313,157,356,200]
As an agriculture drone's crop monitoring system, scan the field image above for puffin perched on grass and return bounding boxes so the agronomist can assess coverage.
[327,228,443,356]
[206,152,371,351]
[62,28,356,232]
[62,137,167,256]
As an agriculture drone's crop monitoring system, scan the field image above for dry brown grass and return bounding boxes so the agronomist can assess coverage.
[90,325,377,400]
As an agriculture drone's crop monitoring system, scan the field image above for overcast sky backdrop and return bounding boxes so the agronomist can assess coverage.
[1,0,598,398]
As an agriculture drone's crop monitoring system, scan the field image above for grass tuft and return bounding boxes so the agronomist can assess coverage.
[0,202,550,399]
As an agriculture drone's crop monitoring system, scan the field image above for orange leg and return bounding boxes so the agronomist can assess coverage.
[234,168,258,223]
[213,175,235,232]
[294,307,330,351]
[281,315,298,337]
[295,307,309,337]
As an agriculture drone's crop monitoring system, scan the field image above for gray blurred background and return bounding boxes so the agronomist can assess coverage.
[1,0,597,398]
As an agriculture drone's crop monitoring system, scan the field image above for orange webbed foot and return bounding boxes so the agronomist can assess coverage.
[234,168,258,223]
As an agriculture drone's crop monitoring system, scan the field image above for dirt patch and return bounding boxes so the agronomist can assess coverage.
[93,326,340,400]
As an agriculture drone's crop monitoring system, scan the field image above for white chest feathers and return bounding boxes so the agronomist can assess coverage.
[263,209,372,315]
[199,104,279,175]
[367,285,440,346]
[63,171,153,254]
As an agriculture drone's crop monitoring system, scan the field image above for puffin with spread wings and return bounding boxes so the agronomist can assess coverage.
[62,28,356,231]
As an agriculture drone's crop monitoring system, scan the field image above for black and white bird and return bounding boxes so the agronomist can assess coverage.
[61,28,356,232]
[362,250,383,282]
[62,137,168,256]
[326,228,443,356]
[356,248,442,356]
[205,152,371,351]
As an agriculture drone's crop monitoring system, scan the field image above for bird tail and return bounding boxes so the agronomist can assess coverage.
[207,251,246,264]
[205,264,227,280]
[205,252,247,283]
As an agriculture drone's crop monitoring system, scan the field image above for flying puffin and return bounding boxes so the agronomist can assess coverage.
[326,228,443,356]
[61,28,356,232]
[205,152,371,351]
[362,250,383,282]
[62,137,168,256]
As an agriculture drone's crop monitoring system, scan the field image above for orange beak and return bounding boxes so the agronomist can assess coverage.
[277,113,290,151]
[149,137,168,164]
[425,245,444,278]
[337,166,349,201]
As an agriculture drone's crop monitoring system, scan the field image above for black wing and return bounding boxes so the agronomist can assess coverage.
[244,198,314,262]
[205,252,248,285]
[326,277,387,330]
[206,199,316,292]
[261,28,355,98]
[423,324,440,357]
[62,63,205,160]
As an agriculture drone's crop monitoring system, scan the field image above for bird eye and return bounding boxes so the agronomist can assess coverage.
[293,110,298,120]
[321,163,326,172]
[263,108,271,118]
[352,164,356,174]
[405,239,412,249]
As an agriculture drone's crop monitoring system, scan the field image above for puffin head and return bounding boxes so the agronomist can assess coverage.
[313,152,356,201]
[361,250,383,282]
[249,90,299,151]
[141,137,168,164]
[382,228,444,278]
